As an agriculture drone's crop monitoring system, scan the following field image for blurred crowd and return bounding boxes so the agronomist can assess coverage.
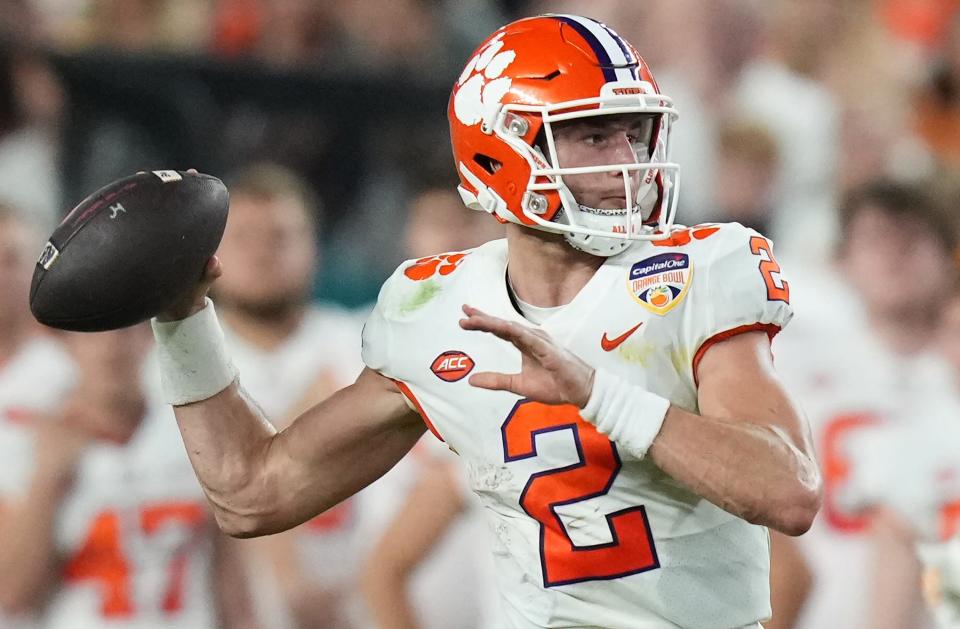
[0,0,959,628]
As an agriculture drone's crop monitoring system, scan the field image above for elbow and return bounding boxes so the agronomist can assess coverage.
[214,510,272,539]
[769,474,823,537]
[206,462,283,539]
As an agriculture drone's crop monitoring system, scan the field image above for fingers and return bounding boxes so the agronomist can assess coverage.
[459,304,553,359]
[468,371,518,392]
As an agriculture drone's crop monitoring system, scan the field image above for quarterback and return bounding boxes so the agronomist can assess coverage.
[153,15,821,629]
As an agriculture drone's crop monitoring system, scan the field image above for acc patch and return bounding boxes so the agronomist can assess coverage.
[431,350,475,382]
[628,253,693,315]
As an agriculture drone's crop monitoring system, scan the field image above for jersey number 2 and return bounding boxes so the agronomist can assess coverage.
[749,236,790,303]
[502,400,659,587]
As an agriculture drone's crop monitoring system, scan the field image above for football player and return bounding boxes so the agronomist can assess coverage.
[846,278,960,629]
[153,15,821,629]
[213,162,364,629]
[0,325,256,629]
[0,203,75,629]
[770,180,959,628]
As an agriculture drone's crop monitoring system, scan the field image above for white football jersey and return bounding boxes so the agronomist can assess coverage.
[773,281,957,629]
[362,224,793,629]
[0,353,217,629]
[842,396,960,628]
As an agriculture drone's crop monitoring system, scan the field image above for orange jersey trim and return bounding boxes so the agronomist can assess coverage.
[692,323,782,388]
[391,379,446,443]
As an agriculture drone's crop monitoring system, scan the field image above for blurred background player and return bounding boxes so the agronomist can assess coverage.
[0,202,75,629]
[359,181,502,629]
[711,117,780,237]
[212,162,363,629]
[0,324,256,629]
[837,275,960,629]
[771,179,960,628]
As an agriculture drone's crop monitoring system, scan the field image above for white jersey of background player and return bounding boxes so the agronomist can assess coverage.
[0,328,242,629]
[771,181,960,629]
[150,15,819,629]
[837,287,960,629]
[841,395,960,628]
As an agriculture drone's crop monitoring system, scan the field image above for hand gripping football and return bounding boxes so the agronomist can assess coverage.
[30,170,229,331]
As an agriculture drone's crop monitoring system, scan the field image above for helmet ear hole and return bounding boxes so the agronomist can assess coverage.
[473,154,503,175]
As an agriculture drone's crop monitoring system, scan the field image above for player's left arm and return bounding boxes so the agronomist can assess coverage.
[461,225,822,535]
[649,329,821,535]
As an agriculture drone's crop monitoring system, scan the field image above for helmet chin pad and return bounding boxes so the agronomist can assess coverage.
[557,181,659,257]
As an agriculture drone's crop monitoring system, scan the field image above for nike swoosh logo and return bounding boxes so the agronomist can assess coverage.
[601,322,644,352]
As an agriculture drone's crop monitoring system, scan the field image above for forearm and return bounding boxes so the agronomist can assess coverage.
[173,383,279,535]
[0,476,71,612]
[648,406,821,535]
[362,573,418,629]
[360,462,464,629]
[211,531,260,629]
[766,531,813,629]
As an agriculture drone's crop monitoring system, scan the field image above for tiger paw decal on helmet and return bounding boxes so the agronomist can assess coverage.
[453,32,517,128]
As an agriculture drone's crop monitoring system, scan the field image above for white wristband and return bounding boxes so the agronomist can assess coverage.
[580,368,671,460]
[151,298,238,406]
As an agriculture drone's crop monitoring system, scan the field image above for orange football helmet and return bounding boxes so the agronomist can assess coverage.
[449,14,680,256]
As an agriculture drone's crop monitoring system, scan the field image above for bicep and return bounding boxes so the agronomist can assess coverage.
[264,368,426,531]
[695,331,812,452]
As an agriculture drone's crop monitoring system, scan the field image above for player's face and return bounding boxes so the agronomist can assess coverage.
[940,293,960,381]
[551,114,654,210]
[841,204,954,314]
[215,193,317,313]
[0,218,36,326]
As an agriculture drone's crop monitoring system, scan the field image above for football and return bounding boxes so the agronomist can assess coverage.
[30,170,229,331]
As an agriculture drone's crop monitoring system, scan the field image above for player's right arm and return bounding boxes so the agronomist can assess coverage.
[158,257,425,538]
[173,367,424,538]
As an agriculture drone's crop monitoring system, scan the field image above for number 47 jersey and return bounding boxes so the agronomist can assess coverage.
[362,223,793,629]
